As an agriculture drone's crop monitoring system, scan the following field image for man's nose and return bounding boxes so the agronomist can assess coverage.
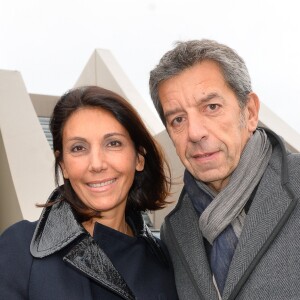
[187,113,208,143]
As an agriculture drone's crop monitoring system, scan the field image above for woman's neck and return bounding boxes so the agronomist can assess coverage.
[82,214,129,237]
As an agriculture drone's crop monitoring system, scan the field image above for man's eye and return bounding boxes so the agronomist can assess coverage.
[208,104,219,110]
[172,116,183,126]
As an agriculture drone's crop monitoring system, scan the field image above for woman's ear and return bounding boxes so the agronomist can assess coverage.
[136,148,145,172]
[55,151,69,179]
[54,150,59,157]
[60,162,69,179]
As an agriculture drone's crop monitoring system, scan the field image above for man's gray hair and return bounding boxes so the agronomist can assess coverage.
[149,39,252,125]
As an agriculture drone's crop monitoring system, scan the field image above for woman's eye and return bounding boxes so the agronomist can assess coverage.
[108,140,122,147]
[71,145,85,152]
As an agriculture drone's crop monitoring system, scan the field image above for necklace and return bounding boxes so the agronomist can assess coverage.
[124,222,133,236]
[124,222,128,235]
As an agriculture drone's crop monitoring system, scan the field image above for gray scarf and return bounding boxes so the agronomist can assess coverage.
[198,129,272,244]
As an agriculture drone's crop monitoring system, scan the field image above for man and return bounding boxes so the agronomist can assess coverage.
[149,39,300,300]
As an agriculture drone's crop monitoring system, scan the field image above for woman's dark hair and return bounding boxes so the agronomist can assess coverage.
[49,86,171,221]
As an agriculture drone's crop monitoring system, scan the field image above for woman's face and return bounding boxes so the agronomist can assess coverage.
[59,107,144,218]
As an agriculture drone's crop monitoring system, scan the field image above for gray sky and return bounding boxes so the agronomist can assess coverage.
[1,0,300,133]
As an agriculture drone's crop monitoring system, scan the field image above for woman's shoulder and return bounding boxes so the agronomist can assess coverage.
[0,220,37,247]
[1,219,37,234]
[0,220,38,298]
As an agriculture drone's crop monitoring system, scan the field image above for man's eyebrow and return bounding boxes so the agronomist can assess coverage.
[164,92,223,119]
[196,92,223,103]
[164,108,184,120]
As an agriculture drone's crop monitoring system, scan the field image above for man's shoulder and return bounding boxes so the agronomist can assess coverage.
[162,188,197,232]
[287,151,300,165]
[286,153,300,194]
[166,187,189,216]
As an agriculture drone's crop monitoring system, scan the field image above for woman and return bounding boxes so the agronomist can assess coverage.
[0,86,178,299]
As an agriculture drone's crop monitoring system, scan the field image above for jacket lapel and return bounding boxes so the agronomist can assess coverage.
[64,235,135,300]
[167,192,219,300]
[31,198,135,300]
[223,152,296,300]
[30,200,86,258]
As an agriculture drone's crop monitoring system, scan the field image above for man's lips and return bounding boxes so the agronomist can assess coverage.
[190,151,218,159]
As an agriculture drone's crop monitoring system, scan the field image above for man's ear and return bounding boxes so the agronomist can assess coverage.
[245,92,260,132]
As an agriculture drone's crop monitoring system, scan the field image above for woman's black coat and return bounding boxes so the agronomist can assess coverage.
[0,189,177,300]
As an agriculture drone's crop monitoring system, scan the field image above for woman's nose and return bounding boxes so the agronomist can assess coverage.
[89,148,107,172]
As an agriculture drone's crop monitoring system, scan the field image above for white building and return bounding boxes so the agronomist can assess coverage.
[1,49,299,233]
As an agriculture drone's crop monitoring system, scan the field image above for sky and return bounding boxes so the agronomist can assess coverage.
[1,0,300,133]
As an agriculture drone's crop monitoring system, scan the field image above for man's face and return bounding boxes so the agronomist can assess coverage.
[158,60,259,192]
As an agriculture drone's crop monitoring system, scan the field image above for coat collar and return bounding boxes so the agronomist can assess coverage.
[30,187,165,300]
[30,187,164,259]
[30,188,86,258]
[166,192,220,300]
[63,234,134,300]
[223,140,297,299]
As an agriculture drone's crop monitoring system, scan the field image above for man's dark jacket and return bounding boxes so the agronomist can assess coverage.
[161,129,300,300]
